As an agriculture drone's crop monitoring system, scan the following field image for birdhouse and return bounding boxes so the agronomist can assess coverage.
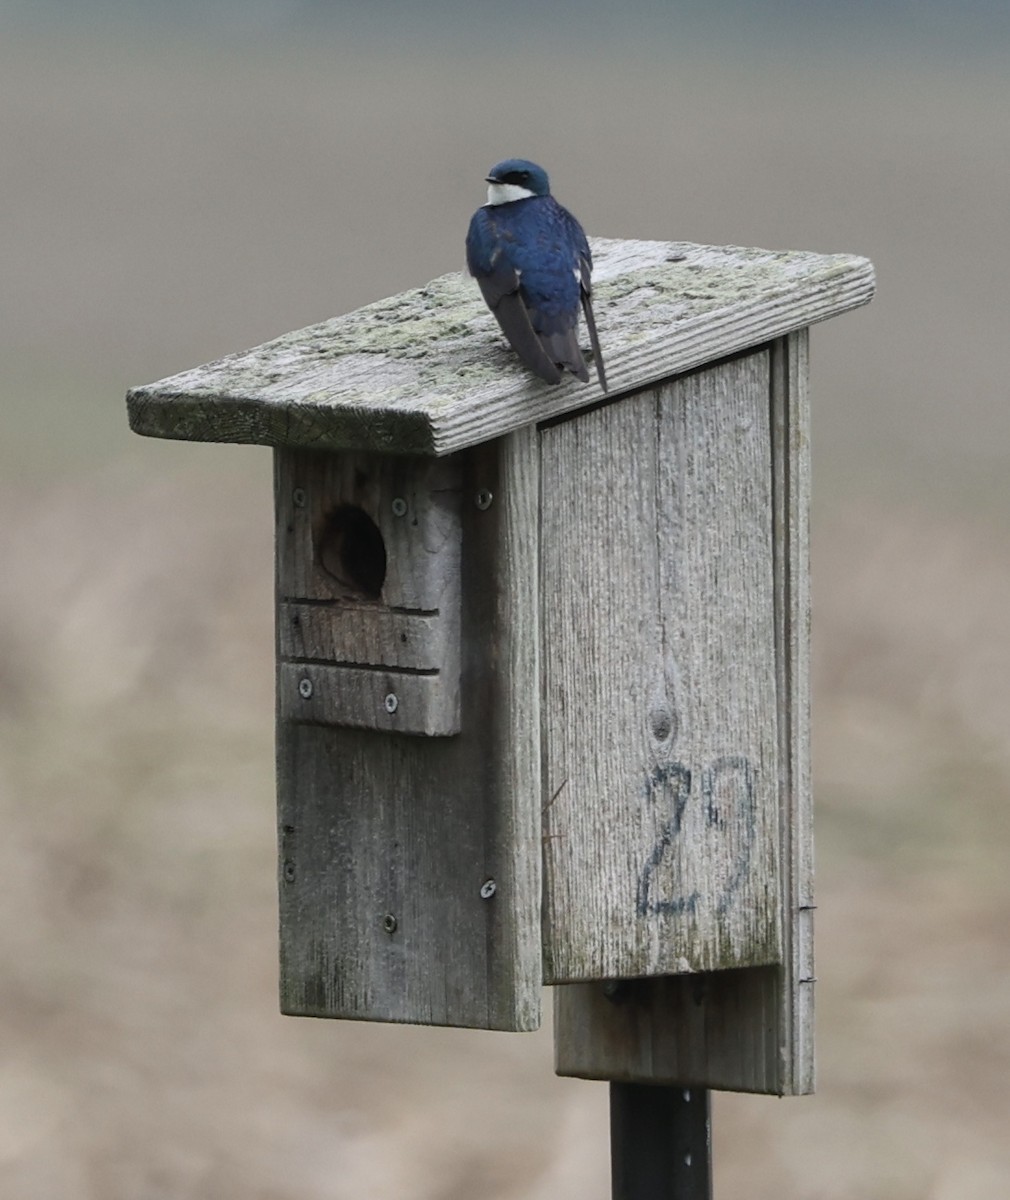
[128,238,873,1096]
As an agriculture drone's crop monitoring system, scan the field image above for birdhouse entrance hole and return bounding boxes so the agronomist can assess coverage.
[316,504,387,601]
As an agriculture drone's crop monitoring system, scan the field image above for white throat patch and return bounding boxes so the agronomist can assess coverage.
[486,181,536,206]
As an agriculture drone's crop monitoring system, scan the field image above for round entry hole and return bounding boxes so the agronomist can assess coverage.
[317,505,387,600]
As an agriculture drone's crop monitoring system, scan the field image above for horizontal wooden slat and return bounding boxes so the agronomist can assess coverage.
[554,970,786,1095]
[278,660,455,738]
[278,602,445,672]
[127,238,874,456]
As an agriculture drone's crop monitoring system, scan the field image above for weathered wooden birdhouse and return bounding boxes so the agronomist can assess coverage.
[128,238,873,1098]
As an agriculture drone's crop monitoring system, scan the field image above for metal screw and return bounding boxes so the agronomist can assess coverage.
[475,488,494,511]
[479,879,496,900]
[391,497,407,517]
[384,693,398,714]
[283,860,296,883]
[383,913,398,934]
[298,677,313,699]
[292,487,306,508]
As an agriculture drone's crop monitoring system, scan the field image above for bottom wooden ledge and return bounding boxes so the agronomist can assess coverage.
[554,965,813,1097]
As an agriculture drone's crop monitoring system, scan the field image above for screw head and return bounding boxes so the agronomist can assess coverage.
[282,860,296,883]
[298,677,313,699]
[383,913,398,934]
[479,879,496,900]
[384,693,398,714]
[292,487,307,508]
[475,488,494,511]
[391,497,408,517]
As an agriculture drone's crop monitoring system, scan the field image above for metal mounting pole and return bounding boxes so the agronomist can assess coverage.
[610,1083,712,1200]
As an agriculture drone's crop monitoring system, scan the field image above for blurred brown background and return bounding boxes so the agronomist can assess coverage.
[2,6,1009,1197]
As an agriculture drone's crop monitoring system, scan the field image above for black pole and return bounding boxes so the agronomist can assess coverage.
[610,1083,712,1200]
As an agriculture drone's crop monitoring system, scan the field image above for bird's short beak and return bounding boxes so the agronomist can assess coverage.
[484,175,499,184]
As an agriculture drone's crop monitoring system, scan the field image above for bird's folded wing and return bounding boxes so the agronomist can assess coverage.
[474,272,564,385]
[537,324,589,383]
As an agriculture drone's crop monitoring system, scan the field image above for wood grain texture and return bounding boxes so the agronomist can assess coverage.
[127,239,874,456]
[771,329,814,1094]
[276,450,461,735]
[553,970,783,1094]
[278,662,449,737]
[277,451,462,607]
[275,429,542,1030]
[278,602,444,671]
[541,352,781,982]
[551,335,813,1095]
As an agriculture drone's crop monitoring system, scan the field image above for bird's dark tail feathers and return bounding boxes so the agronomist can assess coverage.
[581,294,608,393]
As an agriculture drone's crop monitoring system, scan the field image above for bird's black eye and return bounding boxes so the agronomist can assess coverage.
[502,169,532,186]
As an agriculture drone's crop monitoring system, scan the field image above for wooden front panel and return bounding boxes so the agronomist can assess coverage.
[550,333,813,1095]
[275,449,462,736]
[541,350,782,982]
[274,432,542,1031]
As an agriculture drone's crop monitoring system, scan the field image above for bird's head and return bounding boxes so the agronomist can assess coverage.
[484,158,550,206]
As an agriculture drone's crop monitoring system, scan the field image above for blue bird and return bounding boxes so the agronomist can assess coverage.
[465,158,608,391]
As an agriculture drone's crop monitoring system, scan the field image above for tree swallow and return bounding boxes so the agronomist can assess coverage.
[466,158,608,391]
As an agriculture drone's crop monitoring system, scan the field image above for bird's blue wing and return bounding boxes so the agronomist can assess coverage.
[465,208,511,298]
[466,207,564,384]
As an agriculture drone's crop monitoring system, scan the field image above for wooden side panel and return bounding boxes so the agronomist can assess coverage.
[551,334,813,1094]
[275,430,542,1030]
[772,328,814,1094]
[541,351,781,982]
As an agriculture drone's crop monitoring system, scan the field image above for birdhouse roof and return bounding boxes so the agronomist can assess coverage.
[127,238,874,456]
